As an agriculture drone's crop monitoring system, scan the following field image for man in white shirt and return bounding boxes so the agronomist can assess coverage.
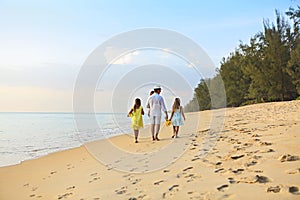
[146,86,168,141]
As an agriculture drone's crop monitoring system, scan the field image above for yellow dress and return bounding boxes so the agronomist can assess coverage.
[130,106,144,130]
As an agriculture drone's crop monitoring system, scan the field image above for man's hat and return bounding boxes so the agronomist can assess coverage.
[153,85,161,90]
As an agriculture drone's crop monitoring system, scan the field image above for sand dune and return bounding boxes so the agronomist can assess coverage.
[0,101,299,199]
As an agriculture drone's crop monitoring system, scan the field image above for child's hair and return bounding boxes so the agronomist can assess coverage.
[172,98,181,111]
[133,98,141,112]
[150,91,154,96]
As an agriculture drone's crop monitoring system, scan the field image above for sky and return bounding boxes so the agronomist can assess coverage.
[0,0,299,112]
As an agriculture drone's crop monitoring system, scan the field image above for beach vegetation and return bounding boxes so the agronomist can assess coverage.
[186,7,300,111]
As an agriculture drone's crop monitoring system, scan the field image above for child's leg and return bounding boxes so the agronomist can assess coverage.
[134,129,139,143]
[172,126,176,138]
[175,126,179,137]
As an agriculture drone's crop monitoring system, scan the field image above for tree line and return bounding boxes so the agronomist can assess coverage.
[185,7,300,112]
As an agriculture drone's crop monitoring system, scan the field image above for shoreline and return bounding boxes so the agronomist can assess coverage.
[0,101,299,199]
[0,100,284,168]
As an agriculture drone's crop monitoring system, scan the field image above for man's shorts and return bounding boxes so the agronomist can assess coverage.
[150,115,161,125]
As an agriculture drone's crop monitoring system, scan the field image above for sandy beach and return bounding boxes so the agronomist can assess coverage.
[0,100,299,200]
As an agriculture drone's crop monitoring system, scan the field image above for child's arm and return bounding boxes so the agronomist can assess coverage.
[169,111,174,121]
[141,108,145,115]
[180,106,186,120]
[127,108,133,117]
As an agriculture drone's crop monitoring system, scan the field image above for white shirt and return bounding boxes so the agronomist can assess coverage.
[146,93,167,116]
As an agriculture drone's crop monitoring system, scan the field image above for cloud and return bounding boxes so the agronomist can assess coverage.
[104,47,141,65]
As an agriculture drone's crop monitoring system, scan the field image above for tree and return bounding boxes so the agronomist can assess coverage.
[186,8,300,112]
[261,11,297,100]
[194,79,211,111]
[286,6,300,95]
[220,50,250,106]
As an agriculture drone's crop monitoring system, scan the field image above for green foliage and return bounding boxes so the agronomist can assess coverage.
[219,50,250,106]
[186,7,300,111]
[195,79,211,111]
[287,38,300,94]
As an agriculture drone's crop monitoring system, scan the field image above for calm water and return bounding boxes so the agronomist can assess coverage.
[0,112,149,167]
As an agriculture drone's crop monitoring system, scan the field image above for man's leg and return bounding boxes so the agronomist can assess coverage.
[150,123,155,140]
[155,115,161,141]
[155,124,160,140]
[150,116,155,140]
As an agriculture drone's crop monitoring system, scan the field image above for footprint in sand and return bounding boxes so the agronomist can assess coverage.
[129,177,141,185]
[267,186,281,193]
[183,166,193,172]
[58,192,73,199]
[279,154,299,162]
[236,175,270,184]
[286,168,300,174]
[115,186,127,195]
[168,184,179,191]
[191,156,200,162]
[89,172,100,183]
[154,180,164,185]
[66,164,75,170]
[89,176,101,183]
[255,175,270,183]
[251,134,261,137]
[228,177,235,184]
[231,168,244,174]
[184,174,199,182]
[289,186,299,195]
[231,154,245,160]
[217,184,229,191]
[66,186,75,190]
[245,160,258,167]
[215,161,222,166]
[254,170,263,173]
[261,148,275,153]
[214,168,225,173]
[260,141,272,146]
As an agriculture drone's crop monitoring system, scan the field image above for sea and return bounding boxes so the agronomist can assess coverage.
[0,112,150,167]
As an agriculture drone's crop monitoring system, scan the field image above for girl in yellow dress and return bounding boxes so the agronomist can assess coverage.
[128,98,144,143]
